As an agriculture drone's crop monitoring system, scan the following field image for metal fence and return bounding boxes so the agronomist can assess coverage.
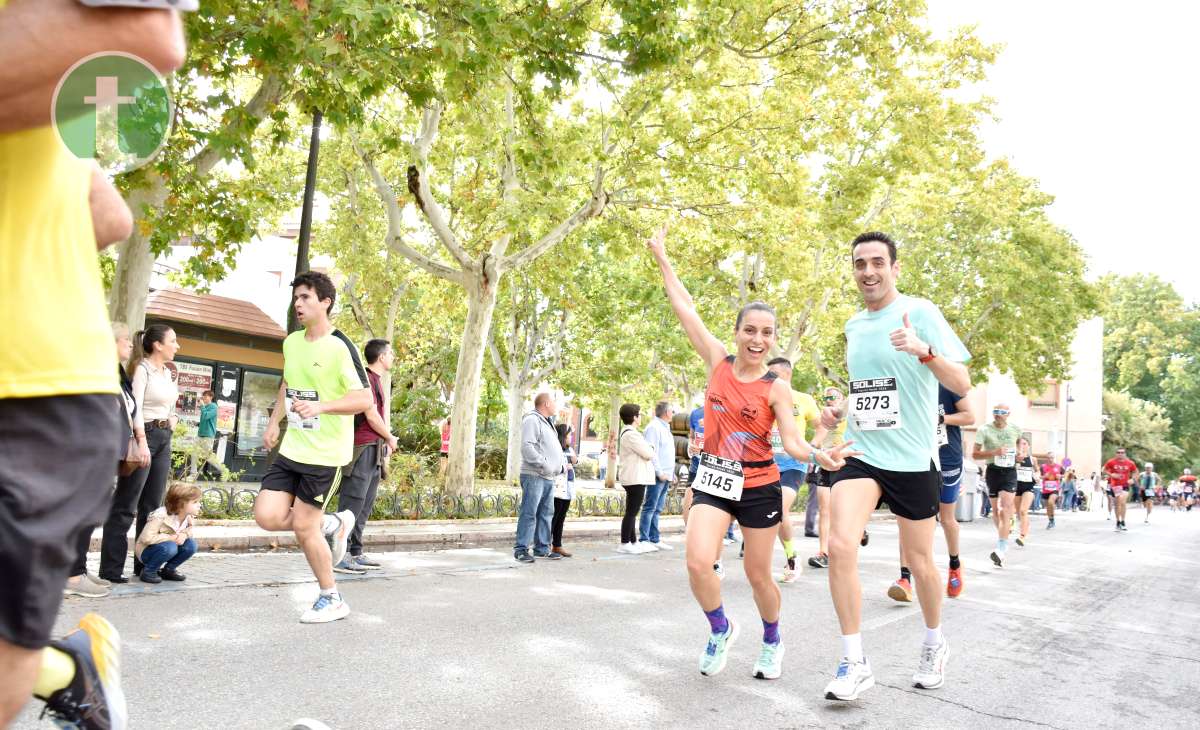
[201,485,688,521]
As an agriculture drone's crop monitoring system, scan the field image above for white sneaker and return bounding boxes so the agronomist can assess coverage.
[634,542,656,554]
[824,657,874,700]
[912,637,950,689]
[722,537,736,545]
[653,541,674,551]
[299,593,349,624]
[324,510,355,567]
[616,543,637,554]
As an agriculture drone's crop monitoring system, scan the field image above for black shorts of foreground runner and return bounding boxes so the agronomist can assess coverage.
[830,457,940,521]
[692,482,784,528]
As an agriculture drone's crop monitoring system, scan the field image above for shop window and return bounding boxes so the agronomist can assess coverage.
[1030,380,1059,408]
[237,370,282,455]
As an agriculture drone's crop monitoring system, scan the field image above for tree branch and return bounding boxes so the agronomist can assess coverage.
[487,331,511,384]
[351,133,464,284]
[341,274,375,339]
[500,162,607,273]
[190,73,286,176]
[384,282,406,343]
[491,87,520,259]
[963,297,1004,347]
[407,103,475,269]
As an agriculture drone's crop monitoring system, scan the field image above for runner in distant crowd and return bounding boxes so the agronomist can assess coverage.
[1103,447,1138,532]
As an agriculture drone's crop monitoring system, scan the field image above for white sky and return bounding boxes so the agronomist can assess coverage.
[925,1,1198,302]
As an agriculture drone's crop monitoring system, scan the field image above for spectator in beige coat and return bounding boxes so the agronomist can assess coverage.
[617,403,657,554]
[135,483,201,584]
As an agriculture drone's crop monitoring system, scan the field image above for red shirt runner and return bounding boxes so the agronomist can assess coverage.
[1104,457,1138,488]
[702,356,780,490]
[1041,462,1063,491]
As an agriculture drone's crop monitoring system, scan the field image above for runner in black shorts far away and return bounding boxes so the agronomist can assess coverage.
[648,223,854,682]
[819,232,971,701]
[255,272,372,624]
[973,405,1021,566]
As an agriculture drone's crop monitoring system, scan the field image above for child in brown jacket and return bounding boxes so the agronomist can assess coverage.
[135,483,201,583]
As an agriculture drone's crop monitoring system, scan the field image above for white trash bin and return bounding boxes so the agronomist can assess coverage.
[955,463,979,523]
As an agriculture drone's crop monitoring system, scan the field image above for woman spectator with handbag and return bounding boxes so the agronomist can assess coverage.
[99,324,180,583]
[551,423,579,557]
[616,403,657,554]
[63,322,147,597]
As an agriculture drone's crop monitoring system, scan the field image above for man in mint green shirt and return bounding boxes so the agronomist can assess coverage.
[255,272,371,625]
[973,404,1022,563]
[819,232,971,702]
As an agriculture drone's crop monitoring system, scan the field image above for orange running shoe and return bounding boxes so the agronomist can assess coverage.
[887,577,914,602]
[947,567,963,598]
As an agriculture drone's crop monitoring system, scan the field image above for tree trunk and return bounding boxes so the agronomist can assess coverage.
[504,380,527,484]
[605,392,622,489]
[108,178,167,329]
[444,271,500,495]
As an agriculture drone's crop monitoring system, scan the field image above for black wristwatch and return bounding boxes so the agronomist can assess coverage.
[938,414,945,425]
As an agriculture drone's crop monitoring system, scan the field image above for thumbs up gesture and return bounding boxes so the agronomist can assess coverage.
[889,312,928,357]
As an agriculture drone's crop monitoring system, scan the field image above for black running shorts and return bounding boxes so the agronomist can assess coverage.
[691,482,783,528]
[1016,481,1036,497]
[260,454,344,509]
[829,457,940,521]
[0,395,124,648]
[986,466,1018,498]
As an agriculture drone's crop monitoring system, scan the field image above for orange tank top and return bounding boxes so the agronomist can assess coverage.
[702,356,781,489]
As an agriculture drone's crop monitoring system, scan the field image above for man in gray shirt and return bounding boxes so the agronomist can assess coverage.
[640,401,676,550]
[514,392,566,563]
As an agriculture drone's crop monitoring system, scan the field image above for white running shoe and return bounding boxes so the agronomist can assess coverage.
[616,543,638,554]
[752,641,785,680]
[300,593,349,624]
[633,542,656,554]
[824,657,874,701]
[912,637,950,689]
[325,510,355,567]
[653,541,675,551]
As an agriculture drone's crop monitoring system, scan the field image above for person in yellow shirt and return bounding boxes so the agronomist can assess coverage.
[0,2,185,727]
[766,358,822,583]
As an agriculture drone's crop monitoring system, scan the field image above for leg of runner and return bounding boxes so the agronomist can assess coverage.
[940,502,962,597]
[809,485,831,568]
[777,485,799,583]
[1016,492,1033,545]
[899,515,949,690]
[1116,490,1129,529]
[1045,492,1057,528]
[991,491,1014,566]
[1144,493,1152,523]
[685,504,737,676]
[824,478,881,701]
[889,537,913,603]
[743,524,784,679]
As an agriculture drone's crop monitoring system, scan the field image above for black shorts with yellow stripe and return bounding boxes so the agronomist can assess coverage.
[260,454,344,509]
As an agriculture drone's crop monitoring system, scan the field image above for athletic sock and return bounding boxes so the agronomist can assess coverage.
[321,587,340,600]
[32,647,76,700]
[762,619,780,645]
[900,566,912,581]
[840,633,864,663]
[782,539,795,560]
[948,554,961,570]
[924,625,943,647]
[705,605,729,635]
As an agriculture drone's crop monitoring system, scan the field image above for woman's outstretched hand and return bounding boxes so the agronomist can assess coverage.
[814,440,863,472]
[646,222,668,259]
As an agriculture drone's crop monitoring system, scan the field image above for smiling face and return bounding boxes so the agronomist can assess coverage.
[851,240,899,310]
[734,309,776,366]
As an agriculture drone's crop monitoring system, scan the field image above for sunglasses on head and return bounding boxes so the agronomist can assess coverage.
[823,395,839,401]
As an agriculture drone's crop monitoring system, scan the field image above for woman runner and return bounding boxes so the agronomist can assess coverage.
[1014,437,1039,546]
[648,224,856,680]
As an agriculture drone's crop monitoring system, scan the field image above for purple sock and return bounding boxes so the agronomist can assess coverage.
[704,605,729,634]
[763,619,780,645]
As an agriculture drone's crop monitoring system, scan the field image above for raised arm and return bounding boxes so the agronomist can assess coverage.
[646,224,727,372]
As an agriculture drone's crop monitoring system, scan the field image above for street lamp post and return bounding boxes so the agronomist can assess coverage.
[1064,382,1075,462]
[287,109,323,334]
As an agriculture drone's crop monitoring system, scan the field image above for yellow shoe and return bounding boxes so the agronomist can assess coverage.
[40,613,126,730]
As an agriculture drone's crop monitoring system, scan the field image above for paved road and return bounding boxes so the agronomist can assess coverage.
[17,505,1200,729]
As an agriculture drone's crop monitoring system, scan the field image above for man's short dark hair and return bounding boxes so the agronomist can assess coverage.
[364,338,390,364]
[290,271,336,314]
[619,403,641,425]
[766,357,792,369]
[851,231,898,263]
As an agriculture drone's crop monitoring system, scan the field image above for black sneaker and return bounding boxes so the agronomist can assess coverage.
[138,570,162,584]
[514,551,535,564]
[38,613,126,730]
[159,569,186,582]
[808,553,829,569]
[860,531,870,547]
[540,551,564,561]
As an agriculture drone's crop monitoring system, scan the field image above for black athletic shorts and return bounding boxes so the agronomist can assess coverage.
[806,466,832,488]
[691,482,783,528]
[829,457,940,521]
[260,454,344,509]
[779,468,804,491]
[0,394,124,648]
[986,466,1018,498]
[1016,481,1036,497]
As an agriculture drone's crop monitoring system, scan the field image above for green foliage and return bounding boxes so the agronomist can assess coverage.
[1102,390,1183,466]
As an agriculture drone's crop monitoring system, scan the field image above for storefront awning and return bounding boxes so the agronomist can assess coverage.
[146,289,286,341]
